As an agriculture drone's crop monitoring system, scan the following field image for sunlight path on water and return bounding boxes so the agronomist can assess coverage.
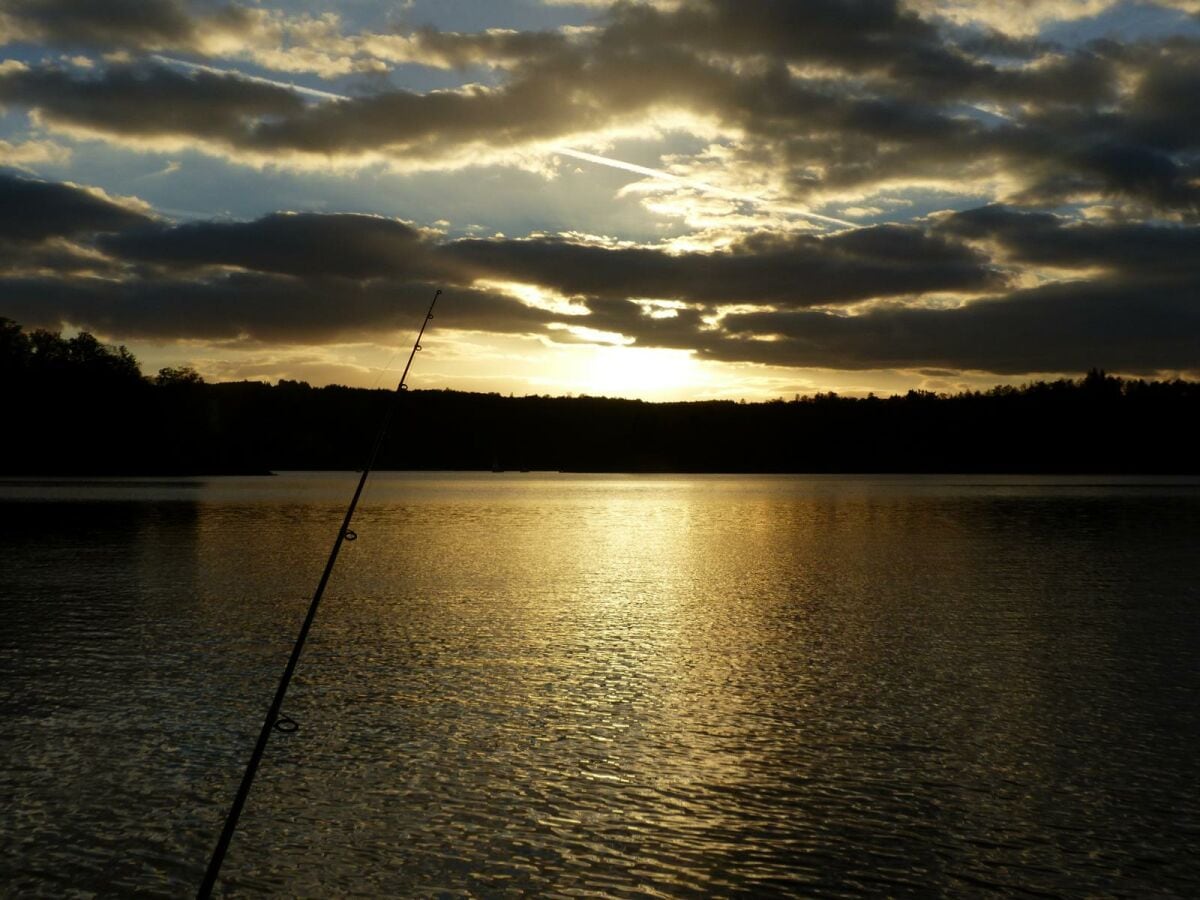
[2,473,1199,896]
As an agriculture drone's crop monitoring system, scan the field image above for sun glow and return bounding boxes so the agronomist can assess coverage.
[572,344,702,400]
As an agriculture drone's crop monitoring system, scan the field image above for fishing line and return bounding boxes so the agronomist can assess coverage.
[197,288,442,899]
[364,331,411,392]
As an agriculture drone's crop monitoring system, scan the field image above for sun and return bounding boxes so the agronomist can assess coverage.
[574,344,703,400]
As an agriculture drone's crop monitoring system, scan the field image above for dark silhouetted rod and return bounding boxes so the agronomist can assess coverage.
[198,289,442,898]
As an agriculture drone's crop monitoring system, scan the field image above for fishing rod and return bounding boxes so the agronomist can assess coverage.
[198,288,442,898]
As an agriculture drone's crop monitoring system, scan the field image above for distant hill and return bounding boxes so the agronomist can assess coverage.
[3,317,1199,475]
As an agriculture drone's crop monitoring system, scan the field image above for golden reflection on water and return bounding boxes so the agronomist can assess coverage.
[3,474,1200,895]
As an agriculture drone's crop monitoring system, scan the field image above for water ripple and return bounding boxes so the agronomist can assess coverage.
[2,475,1200,896]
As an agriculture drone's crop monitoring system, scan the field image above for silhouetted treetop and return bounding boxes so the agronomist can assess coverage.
[2,317,1198,475]
[156,365,205,387]
[4,317,142,387]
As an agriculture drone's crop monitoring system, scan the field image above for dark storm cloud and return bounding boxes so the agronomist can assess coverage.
[3,3,1196,379]
[3,0,191,45]
[0,1,1157,208]
[241,75,594,155]
[412,26,571,69]
[596,0,936,73]
[442,225,999,306]
[0,63,302,145]
[1130,44,1200,150]
[0,171,151,276]
[0,176,550,341]
[573,8,1188,213]
[1009,130,1200,214]
[598,0,1117,105]
[954,29,1054,60]
[577,296,710,351]
[0,58,608,157]
[0,0,247,50]
[0,181,552,341]
[82,207,999,308]
[77,205,1003,309]
[100,213,442,280]
[0,272,554,343]
[4,172,1198,377]
[716,282,1200,374]
[0,170,152,243]
[0,183,1003,362]
[938,206,1200,277]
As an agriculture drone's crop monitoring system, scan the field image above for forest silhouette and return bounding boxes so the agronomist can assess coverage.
[3,317,1198,475]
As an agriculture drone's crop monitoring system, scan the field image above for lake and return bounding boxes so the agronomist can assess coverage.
[2,473,1199,896]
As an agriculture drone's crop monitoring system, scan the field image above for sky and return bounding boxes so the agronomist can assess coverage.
[1,0,1199,400]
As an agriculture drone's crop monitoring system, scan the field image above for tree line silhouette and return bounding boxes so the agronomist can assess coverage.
[3,317,1198,475]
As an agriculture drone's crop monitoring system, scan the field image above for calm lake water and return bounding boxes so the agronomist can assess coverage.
[2,472,1199,897]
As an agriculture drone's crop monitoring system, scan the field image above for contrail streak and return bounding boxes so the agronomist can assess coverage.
[151,55,348,102]
[152,56,853,229]
[555,147,854,228]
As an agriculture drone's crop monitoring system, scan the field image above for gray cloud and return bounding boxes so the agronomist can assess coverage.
[0,170,152,243]
[578,296,711,351]
[0,171,152,276]
[0,272,553,343]
[410,25,572,69]
[938,205,1200,277]
[0,58,612,158]
[81,204,1002,307]
[5,1,1199,385]
[3,0,195,47]
[0,173,552,341]
[99,212,441,280]
[2,1,1187,214]
[599,0,1118,105]
[5,172,1198,378]
[442,225,999,306]
[0,62,302,145]
[716,282,1200,374]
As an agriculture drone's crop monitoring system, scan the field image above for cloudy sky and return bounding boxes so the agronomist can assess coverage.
[2,0,1199,399]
